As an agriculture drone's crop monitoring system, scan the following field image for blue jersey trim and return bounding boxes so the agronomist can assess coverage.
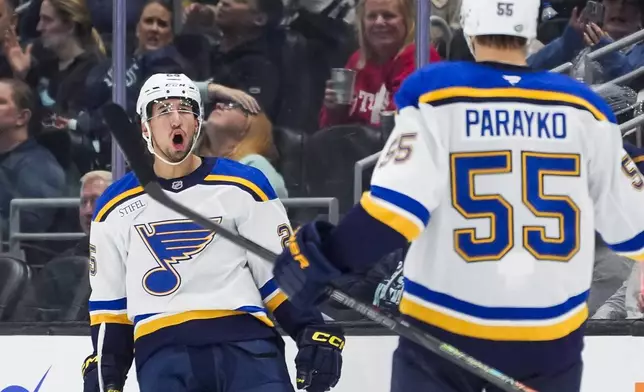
[371,185,430,225]
[606,231,644,253]
[259,278,278,299]
[206,158,278,201]
[89,298,128,312]
[92,172,143,222]
[404,278,589,320]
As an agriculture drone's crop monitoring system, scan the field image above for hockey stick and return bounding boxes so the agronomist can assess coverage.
[101,103,536,392]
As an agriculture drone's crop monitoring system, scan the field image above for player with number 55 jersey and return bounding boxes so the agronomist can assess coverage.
[271,0,644,391]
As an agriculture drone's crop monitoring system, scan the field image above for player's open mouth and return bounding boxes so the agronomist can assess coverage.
[171,132,186,150]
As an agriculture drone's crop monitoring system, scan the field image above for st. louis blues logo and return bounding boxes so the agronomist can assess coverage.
[136,217,222,296]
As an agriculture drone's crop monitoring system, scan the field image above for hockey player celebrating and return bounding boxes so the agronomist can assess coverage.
[272,0,644,391]
[81,73,344,392]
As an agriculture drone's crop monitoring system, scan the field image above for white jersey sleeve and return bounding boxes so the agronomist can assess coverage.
[361,103,449,242]
[589,122,644,261]
[88,219,131,325]
[238,196,292,314]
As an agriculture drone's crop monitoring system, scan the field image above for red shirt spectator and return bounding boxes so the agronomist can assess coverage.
[320,43,440,128]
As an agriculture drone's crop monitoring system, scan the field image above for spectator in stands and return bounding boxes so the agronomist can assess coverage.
[4,0,107,178]
[199,101,288,198]
[319,0,441,129]
[0,78,65,237]
[592,262,643,319]
[0,0,19,78]
[61,169,111,257]
[188,0,285,120]
[528,0,644,79]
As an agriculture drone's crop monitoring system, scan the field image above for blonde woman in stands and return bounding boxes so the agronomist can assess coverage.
[319,0,441,129]
[199,101,288,198]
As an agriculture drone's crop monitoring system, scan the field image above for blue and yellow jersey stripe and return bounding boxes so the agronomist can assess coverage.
[399,278,588,341]
[605,231,644,261]
[88,298,133,326]
[131,307,275,341]
[205,158,278,202]
[93,172,143,222]
[419,87,607,121]
[360,185,430,242]
[394,61,616,124]
[259,278,288,312]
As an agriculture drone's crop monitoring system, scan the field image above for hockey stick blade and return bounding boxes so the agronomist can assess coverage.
[102,102,535,392]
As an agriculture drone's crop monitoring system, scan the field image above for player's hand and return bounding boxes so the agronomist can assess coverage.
[295,325,344,391]
[81,354,124,392]
[273,221,342,309]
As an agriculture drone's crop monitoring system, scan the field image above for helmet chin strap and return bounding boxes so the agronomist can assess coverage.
[143,120,203,167]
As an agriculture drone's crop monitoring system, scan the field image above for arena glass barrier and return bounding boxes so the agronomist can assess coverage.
[6,197,339,255]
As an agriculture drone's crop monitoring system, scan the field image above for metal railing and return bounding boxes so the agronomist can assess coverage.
[282,197,340,225]
[8,197,339,254]
[9,198,84,255]
[551,29,644,74]
[354,153,380,203]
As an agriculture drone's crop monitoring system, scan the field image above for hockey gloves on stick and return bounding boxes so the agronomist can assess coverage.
[295,325,344,392]
[81,354,124,392]
[273,221,342,309]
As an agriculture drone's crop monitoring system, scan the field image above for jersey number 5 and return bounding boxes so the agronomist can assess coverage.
[451,151,580,262]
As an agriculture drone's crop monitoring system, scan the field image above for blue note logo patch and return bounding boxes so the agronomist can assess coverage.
[137,217,222,296]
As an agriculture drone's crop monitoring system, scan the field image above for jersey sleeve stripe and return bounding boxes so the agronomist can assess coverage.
[90,313,132,326]
[399,296,588,341]
[605,231,644,253]
[265,291,288,312]
[360,191,428,242]
[94,186,145,222]
[88,298,127,312]
[204,174,270,201]
[371,185,431,224]
[419,87,607,122]
[259,278,278,299]
[404,277,588,319]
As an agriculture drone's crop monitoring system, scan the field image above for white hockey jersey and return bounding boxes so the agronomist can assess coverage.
[360,61,644,343]
[88,157,321,366]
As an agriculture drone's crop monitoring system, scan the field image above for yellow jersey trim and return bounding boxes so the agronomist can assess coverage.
[133,310,275,341]
[266,291,288,313]
[399,297,588,341]
[360,192,420,241]
[90,313,133,326]
[204,174,269,201]
[419,87,607,122]
[94,186,145,222]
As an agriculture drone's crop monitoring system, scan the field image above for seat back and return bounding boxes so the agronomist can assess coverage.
[0,255,30,320]
[273,126,307,197]
[11,255,90,322]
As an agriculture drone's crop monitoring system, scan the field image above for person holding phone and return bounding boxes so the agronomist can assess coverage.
[528,0,644,81]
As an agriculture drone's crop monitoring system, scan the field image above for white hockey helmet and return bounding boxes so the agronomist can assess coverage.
[461,0,540,53]
[136,73,204,166]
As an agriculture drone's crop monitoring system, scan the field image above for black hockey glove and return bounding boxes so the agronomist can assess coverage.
[81,354,125,392]
[295,325,344,391]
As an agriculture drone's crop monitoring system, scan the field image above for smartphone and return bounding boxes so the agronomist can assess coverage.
[582,1,605,28]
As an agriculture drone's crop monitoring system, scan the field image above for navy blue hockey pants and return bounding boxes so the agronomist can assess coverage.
[391,338,583,392]
[137,338,295,392]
